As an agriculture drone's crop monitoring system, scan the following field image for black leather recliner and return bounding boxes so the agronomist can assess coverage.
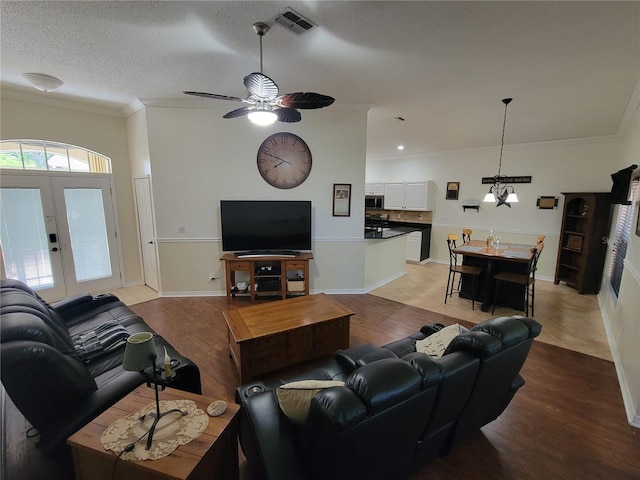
[236,315,541,480]
[0,279,201,455]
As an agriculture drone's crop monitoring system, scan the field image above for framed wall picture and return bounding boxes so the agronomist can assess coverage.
[446,182,460,200]
[333,183,351,217]
[537,196,559,209]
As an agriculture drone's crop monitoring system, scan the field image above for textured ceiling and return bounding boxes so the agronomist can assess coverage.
[1,1,638,159]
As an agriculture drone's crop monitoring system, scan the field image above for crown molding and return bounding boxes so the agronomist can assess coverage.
[0,86,125,118]
[367,134,621,163]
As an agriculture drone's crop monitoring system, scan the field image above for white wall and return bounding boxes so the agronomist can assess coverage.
[367,138,621,279]
[599,101,640,427]
[0,94,143,286]
[137,104,371,295]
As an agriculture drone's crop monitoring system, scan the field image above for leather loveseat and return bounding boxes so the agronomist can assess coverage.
[0,279,201,455]
[236,315,541,480]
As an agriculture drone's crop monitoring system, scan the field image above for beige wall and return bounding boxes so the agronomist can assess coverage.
[135,104,372,295]
[0,94,142,286]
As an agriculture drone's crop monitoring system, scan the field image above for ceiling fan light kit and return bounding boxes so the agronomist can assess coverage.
[248,110,277,126]
[483,97,519,207]
[184,21,334,125]
[22,73,64,92]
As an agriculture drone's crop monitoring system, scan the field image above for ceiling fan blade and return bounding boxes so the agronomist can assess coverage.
[274,108,302,123]
[223,106,254,119]
[276,92,335,109]
[183,91,245,102]
[244,72,279,100]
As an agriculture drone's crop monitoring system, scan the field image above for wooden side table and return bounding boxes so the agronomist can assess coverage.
[67,387,239,480]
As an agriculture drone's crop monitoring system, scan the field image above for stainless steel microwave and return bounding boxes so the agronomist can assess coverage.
[365,195,384,209]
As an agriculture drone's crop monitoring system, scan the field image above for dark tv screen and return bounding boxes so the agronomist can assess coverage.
[220,200,312,253]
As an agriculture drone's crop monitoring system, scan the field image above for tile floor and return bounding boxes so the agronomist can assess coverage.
[110,261,612,361]
[108,284,158,306]
[370,262,612,361]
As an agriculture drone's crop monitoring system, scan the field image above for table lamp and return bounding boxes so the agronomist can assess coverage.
[122,332,186,450]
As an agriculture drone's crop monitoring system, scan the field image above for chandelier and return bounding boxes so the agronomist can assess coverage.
[483,98,519,207]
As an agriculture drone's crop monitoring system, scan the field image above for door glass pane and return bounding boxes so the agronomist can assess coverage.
[64,188,112,282]
[0,188,54,287]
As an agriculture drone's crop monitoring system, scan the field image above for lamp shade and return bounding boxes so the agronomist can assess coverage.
[483,190,496,202]
[506,192,519,203]
[122,332,156,371]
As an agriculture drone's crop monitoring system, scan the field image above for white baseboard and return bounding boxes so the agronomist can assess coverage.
[598,295,639,428]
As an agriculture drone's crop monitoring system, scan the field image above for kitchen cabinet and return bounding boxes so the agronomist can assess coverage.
[365,182,384,195]
[384,181,433,211]
[398,224,431,262]
[406,231,422,262]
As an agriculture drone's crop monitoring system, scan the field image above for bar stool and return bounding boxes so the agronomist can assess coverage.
[492,243,545,316]
[445,234,483,310]
[462,229,473,243]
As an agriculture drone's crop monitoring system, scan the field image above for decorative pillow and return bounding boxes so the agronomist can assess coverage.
[276,379,344,426]
[416,323,463,358]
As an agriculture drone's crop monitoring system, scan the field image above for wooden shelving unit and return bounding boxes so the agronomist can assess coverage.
[221,252,312,303]
[554,192,612,294]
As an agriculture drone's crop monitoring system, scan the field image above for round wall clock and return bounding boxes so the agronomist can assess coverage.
[256,132,312,189]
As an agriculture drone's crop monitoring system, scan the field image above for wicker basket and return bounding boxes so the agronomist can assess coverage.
[287,280,305,292]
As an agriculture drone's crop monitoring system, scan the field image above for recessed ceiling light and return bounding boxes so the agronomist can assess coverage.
[397,145,405,151]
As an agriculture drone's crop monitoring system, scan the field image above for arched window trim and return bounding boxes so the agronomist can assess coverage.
[0,139,111,174]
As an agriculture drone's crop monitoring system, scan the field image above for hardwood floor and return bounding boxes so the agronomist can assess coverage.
[3,293,639,480]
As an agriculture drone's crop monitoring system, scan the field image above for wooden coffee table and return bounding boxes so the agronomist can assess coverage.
[67,386,239,480]
[224,293,354,384]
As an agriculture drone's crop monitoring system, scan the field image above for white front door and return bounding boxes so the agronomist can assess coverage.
[0,172,122,301]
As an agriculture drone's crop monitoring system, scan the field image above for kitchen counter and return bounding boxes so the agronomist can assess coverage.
[364,226,420,239]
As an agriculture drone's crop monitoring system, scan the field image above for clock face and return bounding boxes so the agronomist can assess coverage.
[257,132,312,189]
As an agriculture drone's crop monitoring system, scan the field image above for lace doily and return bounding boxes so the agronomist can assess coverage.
[100,399,209,460]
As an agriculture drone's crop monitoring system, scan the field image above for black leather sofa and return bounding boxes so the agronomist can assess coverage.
[0,279,201,455]
[236,315,541,480]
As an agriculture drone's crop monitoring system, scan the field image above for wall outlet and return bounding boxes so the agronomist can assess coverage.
[177,225,185,234]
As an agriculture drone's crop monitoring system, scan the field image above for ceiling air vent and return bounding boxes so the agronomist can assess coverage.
[275,8,317,34]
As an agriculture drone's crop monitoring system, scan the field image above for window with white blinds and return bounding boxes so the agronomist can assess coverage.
[608,176,639,296]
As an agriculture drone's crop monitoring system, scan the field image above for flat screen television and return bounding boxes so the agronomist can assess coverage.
[220,200,312,255]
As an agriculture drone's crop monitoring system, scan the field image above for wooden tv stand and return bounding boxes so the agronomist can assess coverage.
[221,252,312,303]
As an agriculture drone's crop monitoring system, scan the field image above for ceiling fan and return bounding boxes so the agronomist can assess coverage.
[183,22,334,125]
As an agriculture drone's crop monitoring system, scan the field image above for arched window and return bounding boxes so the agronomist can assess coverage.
[0,140,111,173]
